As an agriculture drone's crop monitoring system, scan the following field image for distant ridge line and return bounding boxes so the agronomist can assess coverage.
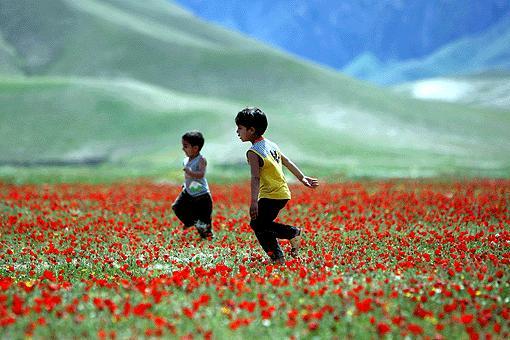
[0,157,108,167]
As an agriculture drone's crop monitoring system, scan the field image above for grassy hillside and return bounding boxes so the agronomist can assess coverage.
[0,33,20,75]
[1,0,510,182]
[393,72,510,110]
[0,76,240,161]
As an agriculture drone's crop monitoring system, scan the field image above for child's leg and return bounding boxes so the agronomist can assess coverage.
[195,194,213,238]
[270,221,300,239]
[263,199,300,240]
[172,191,195,229]
[262,200,302,257]
[250,199,288,261]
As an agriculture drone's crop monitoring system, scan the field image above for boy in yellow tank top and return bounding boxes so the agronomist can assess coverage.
[235,107,319,264]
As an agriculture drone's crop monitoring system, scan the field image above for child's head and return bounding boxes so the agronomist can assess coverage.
[235,107,267,142]
[182,130,204,157]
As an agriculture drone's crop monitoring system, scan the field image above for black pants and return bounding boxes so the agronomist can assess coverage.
[172,190,212,232]
[250,198,300,260]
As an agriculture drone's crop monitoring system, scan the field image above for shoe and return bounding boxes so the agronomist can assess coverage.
[200,231,214,239]
[195,220,208,232]
[271,257,285,265]
[289,229,302,258]
[195,220,213,239]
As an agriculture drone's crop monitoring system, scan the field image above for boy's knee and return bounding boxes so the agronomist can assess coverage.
[172,203,180,213]
[249,220,258,231]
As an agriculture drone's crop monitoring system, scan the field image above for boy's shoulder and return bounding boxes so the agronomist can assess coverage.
[252,138,279,149]
[198,154,207,164]
[250,138,281,157]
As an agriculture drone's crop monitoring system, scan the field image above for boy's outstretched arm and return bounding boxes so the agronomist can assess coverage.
[247,151,261,219]
[281,153,319,188]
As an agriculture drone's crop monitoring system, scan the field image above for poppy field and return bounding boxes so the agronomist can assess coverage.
[0,180,509,339]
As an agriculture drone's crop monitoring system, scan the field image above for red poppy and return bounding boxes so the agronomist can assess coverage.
[408,323,424,335]
[377,322,391,335]
[355,298,372,313]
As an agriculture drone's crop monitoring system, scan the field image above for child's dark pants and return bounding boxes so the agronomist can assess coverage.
[250,198,300,261]
[172,190,212,234]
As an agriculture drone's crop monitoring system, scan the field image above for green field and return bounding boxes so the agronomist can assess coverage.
[0,181,509,338]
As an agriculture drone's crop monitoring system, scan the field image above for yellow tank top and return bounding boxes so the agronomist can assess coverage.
[248,138,291,200]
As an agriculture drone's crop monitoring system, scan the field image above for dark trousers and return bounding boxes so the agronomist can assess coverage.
[172,190,212,229]
[250,198,300,260]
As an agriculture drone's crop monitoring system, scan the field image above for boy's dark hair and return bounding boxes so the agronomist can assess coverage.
[182,131,205,150]
[235,107,268,136]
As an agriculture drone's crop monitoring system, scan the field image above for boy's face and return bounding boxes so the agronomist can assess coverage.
[182,139,199,157]
[236,124,256,142]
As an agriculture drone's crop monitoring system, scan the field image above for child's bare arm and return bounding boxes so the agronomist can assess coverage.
[183,158,207,178]
[247,151,261,219]
[281,153,319,188]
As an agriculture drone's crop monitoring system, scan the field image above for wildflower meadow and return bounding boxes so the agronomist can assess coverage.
[0,180,509,339]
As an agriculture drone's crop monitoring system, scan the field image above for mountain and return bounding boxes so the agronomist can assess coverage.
[174,0,510,72]
[342,53,385,81]
[393,72,510,110]
[0,33,20,75]
[346,15,510,84]
[1,0,510,181]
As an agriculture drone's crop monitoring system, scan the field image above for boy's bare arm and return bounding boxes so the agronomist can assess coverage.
[184,158,207,178]
[281,153,319,188]
[247,151,261,219]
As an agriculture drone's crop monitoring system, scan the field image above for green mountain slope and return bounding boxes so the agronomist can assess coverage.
[0,76,240,161]
[1,0,510,180]
[0,33,20,75]
[394,72,510,110]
